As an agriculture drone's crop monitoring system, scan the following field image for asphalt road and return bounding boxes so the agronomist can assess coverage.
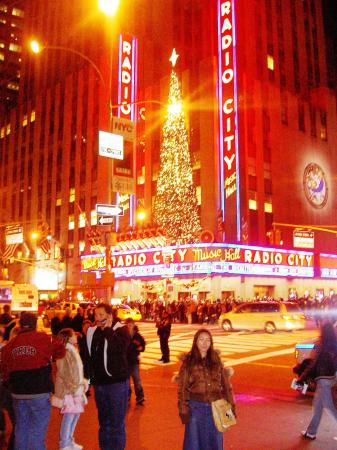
[9,321,337,449]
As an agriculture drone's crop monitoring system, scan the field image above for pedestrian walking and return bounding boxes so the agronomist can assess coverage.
[52,328,88,450]
[125,318,146,405]
[0,312,66,450]
[0,329,15,450]
[156,310,171,363]
[177,328,236,450]
[85,303,130,450]
[300,321,337,440]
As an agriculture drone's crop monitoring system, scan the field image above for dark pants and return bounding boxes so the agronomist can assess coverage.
[12,394,51,450]
[94,380,129,450]
[0,384,15,450]
[159,335,170,362]
[129,365,144,402]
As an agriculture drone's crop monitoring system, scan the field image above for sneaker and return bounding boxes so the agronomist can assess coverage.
[155,360,163,364]
[72,443,84,450]
[60,446,74,450]
[162,360,170,364]
[136,397,145,405]
[301,431,316,440]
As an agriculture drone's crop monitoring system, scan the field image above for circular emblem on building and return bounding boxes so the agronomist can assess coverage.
[303,163,328,209]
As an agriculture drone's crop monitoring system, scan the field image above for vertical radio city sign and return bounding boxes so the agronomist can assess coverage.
[118,34,138,120]
[217,0,241,239]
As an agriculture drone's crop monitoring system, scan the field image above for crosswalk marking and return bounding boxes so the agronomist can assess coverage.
[139,329,318,370]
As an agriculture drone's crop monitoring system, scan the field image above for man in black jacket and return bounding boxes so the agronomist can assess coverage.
[156,311,172,363]
[86,303,130,450]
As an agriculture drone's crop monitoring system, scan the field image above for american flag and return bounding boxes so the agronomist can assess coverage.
[2,243,18,261]
[40,239,51,255]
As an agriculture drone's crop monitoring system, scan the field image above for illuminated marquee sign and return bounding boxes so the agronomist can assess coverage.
[320,254,337,278]
[81,244,314,279]
[217,0,238,202]
[118,35,137,120]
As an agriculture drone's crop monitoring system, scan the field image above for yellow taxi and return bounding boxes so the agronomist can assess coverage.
[112,304,142,321]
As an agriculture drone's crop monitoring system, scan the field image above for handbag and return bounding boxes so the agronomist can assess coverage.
[61,394,84,414]
[211,398,236,432]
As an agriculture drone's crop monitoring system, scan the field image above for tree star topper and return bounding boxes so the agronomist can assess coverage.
[169,48,179,68]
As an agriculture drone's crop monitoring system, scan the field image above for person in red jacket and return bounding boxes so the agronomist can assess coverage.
[1,312,66,450]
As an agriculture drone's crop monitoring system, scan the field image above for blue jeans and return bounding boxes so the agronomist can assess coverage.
[183,400,223,450]
[129,365,144,402]
[94,380,129,450]
[307,378,337,436]
[12,394,51,450]
[60,413,80,448]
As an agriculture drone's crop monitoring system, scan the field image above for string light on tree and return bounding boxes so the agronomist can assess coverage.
[153,50,201,244]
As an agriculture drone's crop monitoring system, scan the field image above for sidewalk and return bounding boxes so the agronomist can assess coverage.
[42,362,337,450]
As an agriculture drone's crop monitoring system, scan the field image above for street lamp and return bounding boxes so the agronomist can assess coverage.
[29,40,106,88]
[98,0,120,16]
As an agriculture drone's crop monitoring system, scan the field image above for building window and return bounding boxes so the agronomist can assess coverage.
[22,115,28,127]
[9,43,21,52]
[320,110,327,141]
[298,101,305,132]
[267,55,274,71]
[30,110,36,122]
[69,188,75,203]
[0,52,4,61]
[249,191,257,210]
[68,215,75,230]
[12,7,24,17]
[79,212,86,228]
[91,210,97,225]
[309,106,316,137]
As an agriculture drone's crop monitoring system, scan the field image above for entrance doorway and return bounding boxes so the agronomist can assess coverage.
[253,285,275,298]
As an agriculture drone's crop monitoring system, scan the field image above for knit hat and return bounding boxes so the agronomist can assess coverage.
[19,312,37,329]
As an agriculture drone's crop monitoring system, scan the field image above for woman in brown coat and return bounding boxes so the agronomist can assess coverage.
[177,328,235,450]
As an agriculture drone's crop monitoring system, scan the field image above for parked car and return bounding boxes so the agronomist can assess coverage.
[113,304,142,322]
[218,301,305,333]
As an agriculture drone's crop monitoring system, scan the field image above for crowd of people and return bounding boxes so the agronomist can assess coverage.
[0,304,146,450]
[0,298,336,450]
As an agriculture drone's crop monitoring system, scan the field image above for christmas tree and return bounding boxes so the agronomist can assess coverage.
[154,51,201,243]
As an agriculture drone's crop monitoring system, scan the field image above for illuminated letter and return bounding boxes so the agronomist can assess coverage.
[224,135,235,150]
[223,98,234,114]
[244,250,252,263]
[122,71,131,84]
[222,68,234,84]
[222,35,232,50]
[222,18,232,33]
[224,154,235,170]
[122,56,132,70]
[153,251,161,264]
[123,40,131,55]
[121,103,131,115]
[221,1,231,15]
[178,248,187,262]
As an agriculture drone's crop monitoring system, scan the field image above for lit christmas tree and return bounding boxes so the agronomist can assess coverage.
[154,49,202,243]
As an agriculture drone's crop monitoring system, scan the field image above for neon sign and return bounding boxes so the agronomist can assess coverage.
[320,253,337,278]
[217,0,240,239]
[81,243,314,279]
[118,35,137,120]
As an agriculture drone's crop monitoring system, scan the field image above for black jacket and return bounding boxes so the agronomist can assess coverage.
[87,325,130,385]
[300,343,337,381]
[127,327,146,367]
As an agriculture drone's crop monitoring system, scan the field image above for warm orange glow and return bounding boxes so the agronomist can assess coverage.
[30,40,42,54]
[98,0,119,16]
[31,231,39,240]
[137,210,146,222]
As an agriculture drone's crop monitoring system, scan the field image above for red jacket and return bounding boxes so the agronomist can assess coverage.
[1,328,66,396]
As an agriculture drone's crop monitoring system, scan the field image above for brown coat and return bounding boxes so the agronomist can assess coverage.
[52,346,87,408]
[177,353,235,421]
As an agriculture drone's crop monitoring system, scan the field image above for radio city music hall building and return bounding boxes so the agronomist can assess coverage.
[1,0,337,300]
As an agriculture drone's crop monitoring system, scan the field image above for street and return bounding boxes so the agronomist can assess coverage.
[40,322,337,449]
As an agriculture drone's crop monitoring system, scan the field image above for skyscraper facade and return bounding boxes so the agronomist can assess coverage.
[0,0,336,299]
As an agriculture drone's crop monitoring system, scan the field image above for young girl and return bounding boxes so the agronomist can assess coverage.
[52,328,88,450]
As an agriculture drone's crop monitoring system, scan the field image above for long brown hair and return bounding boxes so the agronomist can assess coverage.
[186,328,221,369]
[57,328,75,345]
